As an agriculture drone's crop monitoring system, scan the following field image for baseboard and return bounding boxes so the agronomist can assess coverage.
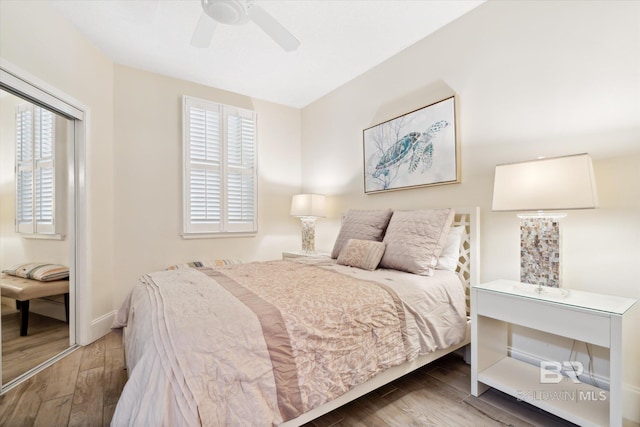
[509,346,640,424]
[30,298,66,322]
[88,310,116,344]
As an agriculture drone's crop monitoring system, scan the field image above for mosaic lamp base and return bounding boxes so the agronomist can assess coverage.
[299,217,317,253]
[518,213,567,295]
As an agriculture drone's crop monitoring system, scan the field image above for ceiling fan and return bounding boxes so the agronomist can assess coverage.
[191,0,300,52]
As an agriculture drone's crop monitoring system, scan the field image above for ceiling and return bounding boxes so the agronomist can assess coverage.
[50,0,484,108]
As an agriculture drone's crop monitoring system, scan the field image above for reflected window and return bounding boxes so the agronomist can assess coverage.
[14,103,64,238]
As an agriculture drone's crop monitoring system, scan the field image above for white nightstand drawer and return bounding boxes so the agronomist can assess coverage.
[476,290,610,348]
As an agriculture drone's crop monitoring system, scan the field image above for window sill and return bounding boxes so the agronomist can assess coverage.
[21,234,66,241]
[181,232,257,240]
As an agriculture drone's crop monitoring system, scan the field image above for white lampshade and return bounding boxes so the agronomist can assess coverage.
[492,153,598,212]
[290,194,326,218]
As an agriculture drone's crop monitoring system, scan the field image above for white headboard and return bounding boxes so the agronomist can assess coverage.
[452,207,480,314]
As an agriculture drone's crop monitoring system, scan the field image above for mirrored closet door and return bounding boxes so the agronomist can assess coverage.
[0,87,76,388]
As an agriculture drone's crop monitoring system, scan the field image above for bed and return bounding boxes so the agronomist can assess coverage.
[111,207,479,426]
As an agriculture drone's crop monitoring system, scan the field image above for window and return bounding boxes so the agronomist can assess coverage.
[183,96,257,236]
[15,103,63,237]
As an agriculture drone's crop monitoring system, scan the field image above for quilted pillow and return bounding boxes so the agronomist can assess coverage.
[167,259,243,270]
[337,239,386,271]
[436,226,465,272]
[2,263,69,282]
[330,209,393,259]
[379,208,455,276]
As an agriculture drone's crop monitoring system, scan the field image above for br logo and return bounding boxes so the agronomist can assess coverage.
[539,361,583,384]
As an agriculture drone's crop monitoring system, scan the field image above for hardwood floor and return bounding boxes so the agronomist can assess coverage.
[305,352,575,427]
[2,304,70,383]
[0,330,580,426]
[0,329,125,427]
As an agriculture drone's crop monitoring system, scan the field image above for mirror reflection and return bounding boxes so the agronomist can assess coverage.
[0,89,72,385]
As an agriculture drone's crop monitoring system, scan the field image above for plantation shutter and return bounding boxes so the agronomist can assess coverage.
[16,105,33,233]
[224,109,256,232]
[183,96,256,236]
[34,107,55,233]
[15,104,56,235]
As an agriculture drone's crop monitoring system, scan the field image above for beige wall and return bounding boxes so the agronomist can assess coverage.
[112,65,301,306]
[0,0,115,340]
[301,0,640,421]
[0,1,303,336]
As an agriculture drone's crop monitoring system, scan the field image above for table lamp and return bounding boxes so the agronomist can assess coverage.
[492,153,598,293]
[290,194,326,253]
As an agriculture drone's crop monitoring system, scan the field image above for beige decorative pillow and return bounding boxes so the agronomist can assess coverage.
[331,209,393,258]
[337,239,386,271]
[379,208,455,276]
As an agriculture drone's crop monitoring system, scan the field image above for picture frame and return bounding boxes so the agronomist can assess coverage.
[363,96,459,194]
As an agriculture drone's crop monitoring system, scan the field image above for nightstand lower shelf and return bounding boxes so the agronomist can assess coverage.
[478,357,609,427]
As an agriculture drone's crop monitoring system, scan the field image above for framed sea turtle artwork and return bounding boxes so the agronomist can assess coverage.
[363,96,459,193]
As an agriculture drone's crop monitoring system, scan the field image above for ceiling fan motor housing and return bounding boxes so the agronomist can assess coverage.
[195,0,299,52]
[202,0,251,25]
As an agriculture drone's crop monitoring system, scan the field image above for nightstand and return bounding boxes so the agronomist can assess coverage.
[471,280,637,427]
[282,251,329,260]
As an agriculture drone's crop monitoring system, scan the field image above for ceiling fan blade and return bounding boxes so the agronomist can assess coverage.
[248,4,300,52]
[191,10,217,48]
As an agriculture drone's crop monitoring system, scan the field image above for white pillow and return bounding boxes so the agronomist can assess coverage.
[436,226,465,272]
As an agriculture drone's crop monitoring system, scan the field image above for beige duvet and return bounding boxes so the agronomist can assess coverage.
[111,258,466,426]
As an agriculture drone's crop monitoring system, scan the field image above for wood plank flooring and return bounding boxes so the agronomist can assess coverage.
[2,303,70,383]
[0,329,125,427]
[305,352,576,427]
[0,330,582,426]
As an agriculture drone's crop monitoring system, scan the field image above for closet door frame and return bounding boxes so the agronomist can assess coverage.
[0,58,90,392]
